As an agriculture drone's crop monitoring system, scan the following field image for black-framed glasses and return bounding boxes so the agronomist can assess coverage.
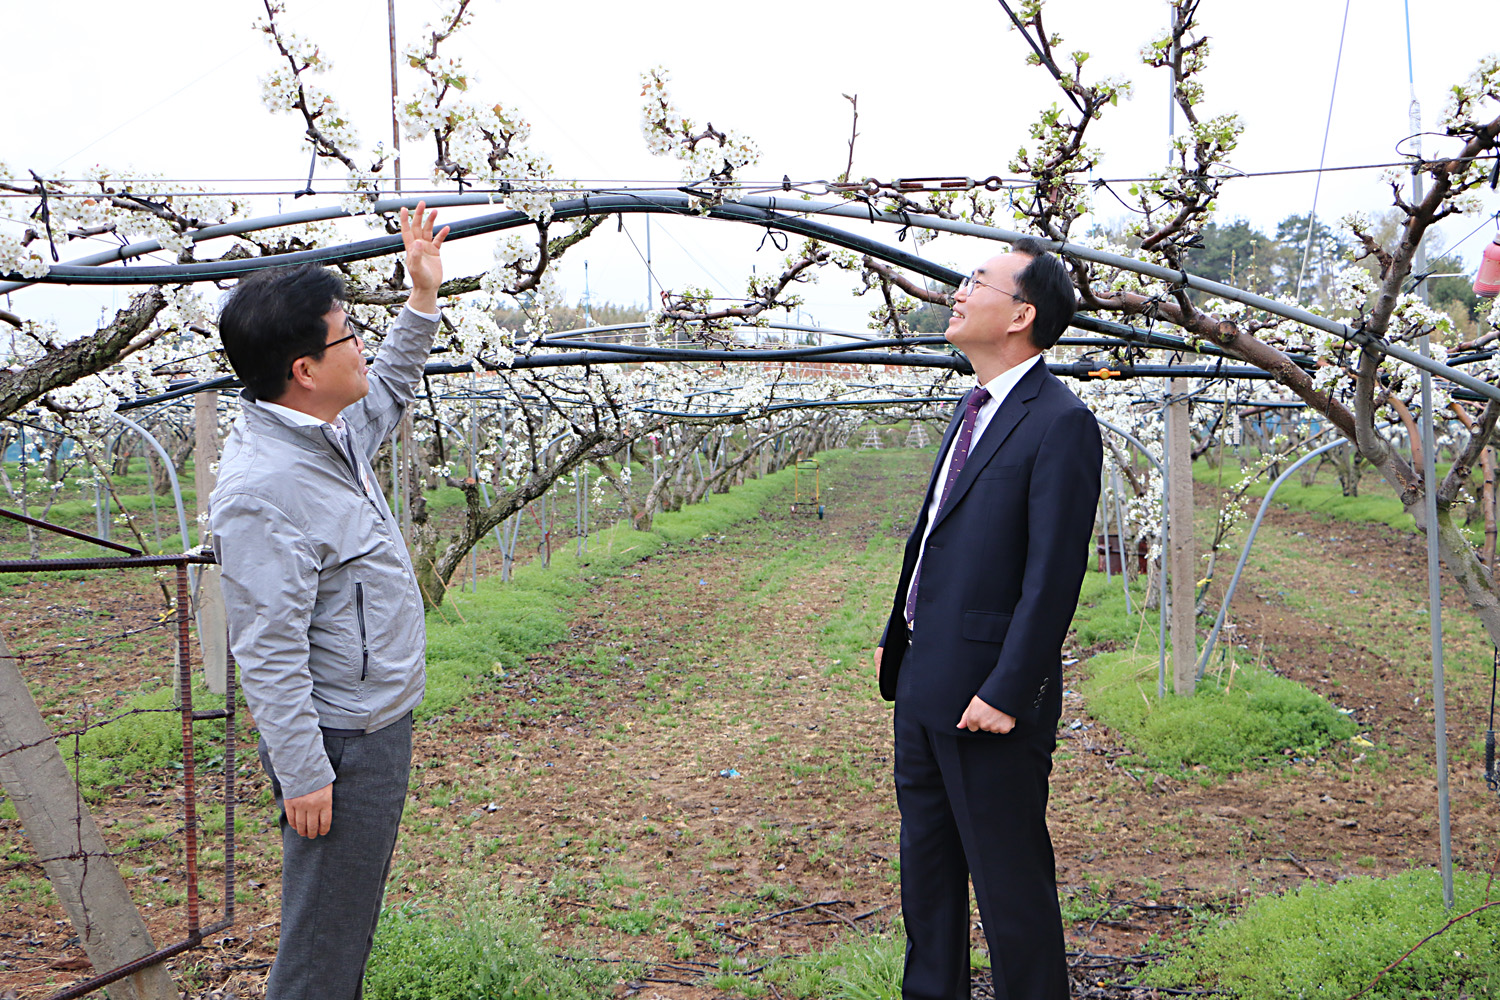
[286,330,360,380]
[958,270,1029,304]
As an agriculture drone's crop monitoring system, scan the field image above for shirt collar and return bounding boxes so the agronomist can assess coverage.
[255,399,344,433]
[976,352,1042,405]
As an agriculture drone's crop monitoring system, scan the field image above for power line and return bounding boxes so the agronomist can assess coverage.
[1293,0,1352,302]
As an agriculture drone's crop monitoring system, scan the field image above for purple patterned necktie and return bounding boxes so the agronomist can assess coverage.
[905,386,991,628]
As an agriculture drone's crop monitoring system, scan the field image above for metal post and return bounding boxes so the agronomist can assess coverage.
[94,479,108,542]
[1406,60,1455,906]
[175,565,202,936]
[469,387,479,592]
[1113,466,1133,614]
[1100,467,1114,586]
[388,0,401,194]
[1094,418,1167,697]
[112,414,191,550]
[1196,434,1359,675]
[1157,411,1169,700]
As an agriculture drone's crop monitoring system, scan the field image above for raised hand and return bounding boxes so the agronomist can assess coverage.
[399,201,450,313]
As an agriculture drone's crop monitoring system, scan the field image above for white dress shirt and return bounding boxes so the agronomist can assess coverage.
[904,353,1043,627]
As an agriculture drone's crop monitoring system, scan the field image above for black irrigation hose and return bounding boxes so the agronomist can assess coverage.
[4,194,965,287]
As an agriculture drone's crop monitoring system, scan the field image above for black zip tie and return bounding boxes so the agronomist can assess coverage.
[295,148,316,199]
[1489,155,1499,191]
[756,227,787,253]
[27,170,60,262]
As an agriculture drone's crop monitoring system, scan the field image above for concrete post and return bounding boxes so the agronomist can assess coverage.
[0,633,177,1000]
[1167,379,1196,695]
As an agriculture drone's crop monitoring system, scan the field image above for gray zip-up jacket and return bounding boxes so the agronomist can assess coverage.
[210,306,438,800]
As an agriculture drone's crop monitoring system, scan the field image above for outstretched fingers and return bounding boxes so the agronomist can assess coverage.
[399,200,443,249]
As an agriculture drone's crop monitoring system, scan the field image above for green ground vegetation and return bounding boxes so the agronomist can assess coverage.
[1144,868,1500,998]
[1194,454,1483,545]
[422,463,801,719]
[363,892,620,1000]
[1071,569,1355,773]
[1083,646,1357,774]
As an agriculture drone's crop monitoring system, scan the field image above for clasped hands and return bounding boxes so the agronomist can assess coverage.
[872,646,1016,734]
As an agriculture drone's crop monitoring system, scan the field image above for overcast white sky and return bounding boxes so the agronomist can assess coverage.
[4,0,1499,334]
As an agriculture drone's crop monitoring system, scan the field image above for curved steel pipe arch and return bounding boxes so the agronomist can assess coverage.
[6,190,1483,401]
[1193,427,1390,679]
[111,413,193,549]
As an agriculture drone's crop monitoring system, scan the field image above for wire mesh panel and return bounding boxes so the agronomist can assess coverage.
[0,550,237,1000]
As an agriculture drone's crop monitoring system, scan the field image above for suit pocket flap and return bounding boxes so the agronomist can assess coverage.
[961,611,1013,643]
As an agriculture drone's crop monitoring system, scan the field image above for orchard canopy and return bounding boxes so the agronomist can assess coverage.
[0,0,1497,630]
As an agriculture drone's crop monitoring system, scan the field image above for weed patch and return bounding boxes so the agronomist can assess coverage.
[1144,868,1500,998]
[64,683,229,800]
[363,893,620,1000]
[1082,649,1356,773]
[767,926,907,999]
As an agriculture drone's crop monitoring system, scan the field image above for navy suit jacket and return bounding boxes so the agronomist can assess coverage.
[880,359,1103,732]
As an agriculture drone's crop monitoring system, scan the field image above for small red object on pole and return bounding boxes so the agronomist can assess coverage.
[1475,233,1500,298]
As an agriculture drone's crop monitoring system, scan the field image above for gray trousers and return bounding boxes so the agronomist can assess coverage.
[257,712,412,1000]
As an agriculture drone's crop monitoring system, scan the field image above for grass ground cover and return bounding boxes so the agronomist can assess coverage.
[422,464,799,718]
[1070,558,1356,775]
[4,443,1500,999]
[363,891,617,1000]
[1082,647,1357,774]
[1143,868,1500,998]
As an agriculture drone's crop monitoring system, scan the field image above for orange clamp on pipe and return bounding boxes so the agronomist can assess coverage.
[1088,367,1122,379]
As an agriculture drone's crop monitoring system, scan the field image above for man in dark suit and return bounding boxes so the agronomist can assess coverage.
[875,237,1101,999]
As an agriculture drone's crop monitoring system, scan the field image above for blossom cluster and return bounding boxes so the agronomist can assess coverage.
[639,68,760,193]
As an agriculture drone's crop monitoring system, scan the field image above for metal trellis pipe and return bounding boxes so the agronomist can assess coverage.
[1094,417,1168,698]
[112,413,192,550]
[1194,430,1388,678]
[10,191,1492,403]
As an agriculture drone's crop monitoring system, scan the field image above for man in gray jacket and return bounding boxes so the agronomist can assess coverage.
[210,204,448,1000]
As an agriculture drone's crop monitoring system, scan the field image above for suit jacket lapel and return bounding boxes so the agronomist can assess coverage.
[929,360,1046,533]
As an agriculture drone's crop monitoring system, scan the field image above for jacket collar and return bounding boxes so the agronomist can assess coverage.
[237,391,352,461]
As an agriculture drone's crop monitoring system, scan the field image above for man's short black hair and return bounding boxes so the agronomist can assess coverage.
[1010,236,1076,350]
[217,264,346,402]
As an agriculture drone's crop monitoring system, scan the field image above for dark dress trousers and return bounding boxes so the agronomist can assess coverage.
[881,360,1102,1000]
